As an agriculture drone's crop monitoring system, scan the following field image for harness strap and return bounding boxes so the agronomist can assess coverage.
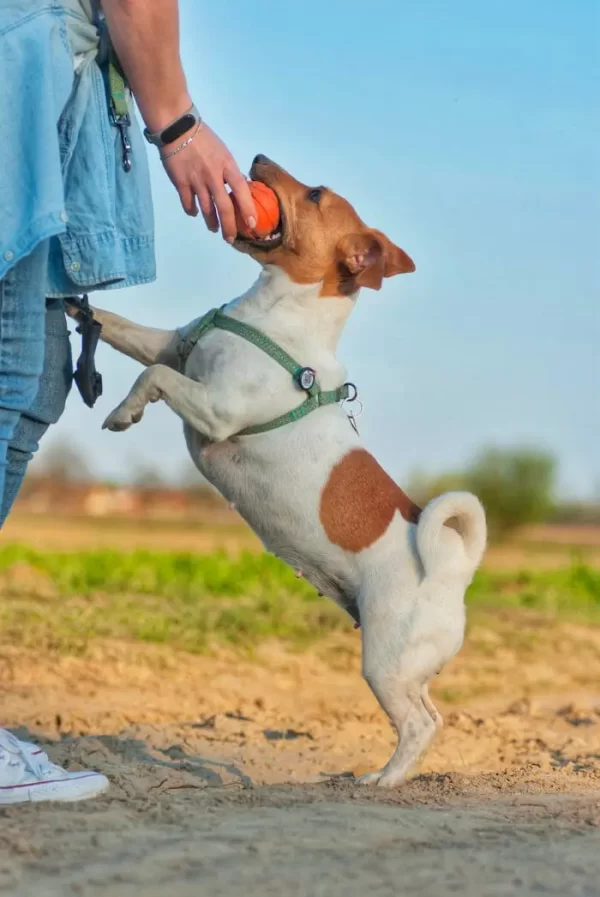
[179,307,220,362]
[179,308,353,437]
[239,385,350,437]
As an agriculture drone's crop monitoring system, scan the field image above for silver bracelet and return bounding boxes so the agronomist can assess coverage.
[160,122,203,162]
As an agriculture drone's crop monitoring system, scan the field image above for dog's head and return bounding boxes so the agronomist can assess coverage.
[234,155,415,297]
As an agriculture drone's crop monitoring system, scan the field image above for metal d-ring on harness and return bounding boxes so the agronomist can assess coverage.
[178,308,362,437]
[341,382,363,435]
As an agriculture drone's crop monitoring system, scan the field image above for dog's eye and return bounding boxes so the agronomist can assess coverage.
[307,188,322,204]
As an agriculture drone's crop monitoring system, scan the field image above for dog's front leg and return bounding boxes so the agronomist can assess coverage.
[103,364,234,442]
[67,304,181,370]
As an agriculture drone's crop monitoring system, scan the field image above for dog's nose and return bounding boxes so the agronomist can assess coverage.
[252,154,271,167]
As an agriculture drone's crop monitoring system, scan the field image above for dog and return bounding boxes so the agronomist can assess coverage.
[70,155,486,787]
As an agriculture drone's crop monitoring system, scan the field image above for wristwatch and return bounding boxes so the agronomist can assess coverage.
[143,104,202,148]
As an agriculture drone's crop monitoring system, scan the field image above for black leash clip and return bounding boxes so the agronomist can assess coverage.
[68,295,103,408]
[113,113,132,172]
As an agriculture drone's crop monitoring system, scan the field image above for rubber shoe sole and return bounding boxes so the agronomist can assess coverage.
[0,771,109,804]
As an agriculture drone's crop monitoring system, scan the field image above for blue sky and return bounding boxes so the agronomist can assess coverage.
[42,0,599,497]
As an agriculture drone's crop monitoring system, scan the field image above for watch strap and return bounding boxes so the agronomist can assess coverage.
[144,104,202,148]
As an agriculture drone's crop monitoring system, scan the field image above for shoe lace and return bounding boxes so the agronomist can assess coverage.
[0,730,55,778]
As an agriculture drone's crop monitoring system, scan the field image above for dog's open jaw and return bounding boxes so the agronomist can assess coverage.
[233,157,415,297]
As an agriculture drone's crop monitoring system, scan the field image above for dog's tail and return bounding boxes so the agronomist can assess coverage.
[416,491,487,579]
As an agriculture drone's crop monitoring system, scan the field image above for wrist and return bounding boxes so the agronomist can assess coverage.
[141,93,193,135]
[143,101,202,149]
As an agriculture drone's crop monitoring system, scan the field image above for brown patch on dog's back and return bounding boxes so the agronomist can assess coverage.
[319,449,421,552]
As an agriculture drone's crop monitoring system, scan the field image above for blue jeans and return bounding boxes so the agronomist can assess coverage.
[0,3,155,528]
[0,241,72,526]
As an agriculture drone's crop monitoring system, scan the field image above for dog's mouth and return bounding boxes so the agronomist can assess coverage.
[236,224,283,252]
[234,169,285,253]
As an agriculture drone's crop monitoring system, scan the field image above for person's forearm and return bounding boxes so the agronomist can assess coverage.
[101,0,191,132]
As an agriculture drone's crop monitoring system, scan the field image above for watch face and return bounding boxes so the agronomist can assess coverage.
[162,113,196,145]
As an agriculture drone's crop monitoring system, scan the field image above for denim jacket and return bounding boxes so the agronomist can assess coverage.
[0,0,156,294]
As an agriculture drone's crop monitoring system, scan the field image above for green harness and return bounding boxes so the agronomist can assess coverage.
[178,308,355,437]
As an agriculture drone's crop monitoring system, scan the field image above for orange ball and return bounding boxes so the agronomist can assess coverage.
[232,181,280,238]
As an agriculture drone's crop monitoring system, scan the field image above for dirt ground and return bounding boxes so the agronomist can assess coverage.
[1,628,600,897]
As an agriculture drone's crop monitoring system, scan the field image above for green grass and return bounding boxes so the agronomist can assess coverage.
[1,545,599,656]
[0,545,345,654]
[466,563,600,618]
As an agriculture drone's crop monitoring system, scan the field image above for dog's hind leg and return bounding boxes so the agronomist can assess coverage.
[356,676,438,788]
[66,304,181,370]
[421,683,443,733]
[356,601,444,788]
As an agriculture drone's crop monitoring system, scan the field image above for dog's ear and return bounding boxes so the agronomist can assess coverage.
[372,229,416,279]
[336,231,415,291]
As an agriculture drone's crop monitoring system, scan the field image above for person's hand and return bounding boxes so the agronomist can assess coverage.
[161,124,256,243]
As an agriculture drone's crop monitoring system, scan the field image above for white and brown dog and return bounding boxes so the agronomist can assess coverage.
[74,155,486,787]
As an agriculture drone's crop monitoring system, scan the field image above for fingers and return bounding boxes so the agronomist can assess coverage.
[178,183,198,217]
[161,125,252,240]
[196,184,219,232]
[225,166,256,230]
[211,183,238,243]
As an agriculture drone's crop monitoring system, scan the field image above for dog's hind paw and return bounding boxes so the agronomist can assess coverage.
[354,771,383,786]
[355,768,410,788]
[102,401,144,432]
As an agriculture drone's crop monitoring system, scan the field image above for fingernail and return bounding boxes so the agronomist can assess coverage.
[226,236,235,244]
[247,217,257,229]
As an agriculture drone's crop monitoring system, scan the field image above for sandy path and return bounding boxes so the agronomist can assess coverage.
[2,784,599,897]
[1,635,599,896]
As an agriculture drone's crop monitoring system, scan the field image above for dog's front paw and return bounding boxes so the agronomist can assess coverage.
[102,400,144,432]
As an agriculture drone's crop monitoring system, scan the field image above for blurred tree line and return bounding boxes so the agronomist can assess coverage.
[24,440,600,539]
[23,441,217,498]
[410,446,598,540]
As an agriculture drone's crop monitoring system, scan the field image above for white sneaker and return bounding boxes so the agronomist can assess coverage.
[0,729,109,804]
